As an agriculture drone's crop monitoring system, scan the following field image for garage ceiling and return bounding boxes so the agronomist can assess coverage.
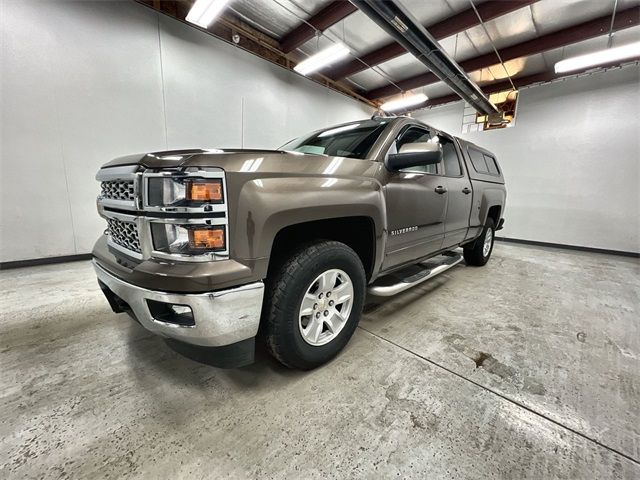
[141,0,640,111]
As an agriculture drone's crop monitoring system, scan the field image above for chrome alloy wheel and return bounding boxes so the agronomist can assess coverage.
[298,269,354,346]
[483,227,493,257]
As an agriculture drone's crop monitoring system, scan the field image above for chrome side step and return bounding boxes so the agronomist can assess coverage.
[367,252,463,297]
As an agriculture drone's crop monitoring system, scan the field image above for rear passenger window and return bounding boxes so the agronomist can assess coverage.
[441,139,462,177]
[468,148,489,173]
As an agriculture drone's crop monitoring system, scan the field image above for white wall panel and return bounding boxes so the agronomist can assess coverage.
[159,17,244,149]
[159,17,370,151]
[48,2,167,255]
[282,74,337,142]
[416,66,640,253]
[414,102,463,133]
[0,0,372,262]
[1,0,77,261]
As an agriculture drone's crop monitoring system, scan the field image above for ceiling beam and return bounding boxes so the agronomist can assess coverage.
[326,0,540,81]
[412,58,640,111]
[279,1,358,54]
[366,5,640,100]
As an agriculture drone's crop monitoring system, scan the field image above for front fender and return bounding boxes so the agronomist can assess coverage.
[230,176,386,276]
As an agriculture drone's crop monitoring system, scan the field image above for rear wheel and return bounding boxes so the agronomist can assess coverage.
[463,218,495,266]
[263,240,366,370]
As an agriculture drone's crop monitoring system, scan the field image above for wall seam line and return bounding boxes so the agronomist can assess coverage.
[58,145,78,254]
[241,96,245,148]
[157,13,169,149]
[47,41,78,255]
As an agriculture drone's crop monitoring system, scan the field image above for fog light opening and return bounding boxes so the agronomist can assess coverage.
[146,300,195,327]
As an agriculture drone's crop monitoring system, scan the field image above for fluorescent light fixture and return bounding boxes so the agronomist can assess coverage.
[294,43,350,76]
[380,93,428,112]
[186,0,231,28]
[554,41,640,73]
[318,123,360,137]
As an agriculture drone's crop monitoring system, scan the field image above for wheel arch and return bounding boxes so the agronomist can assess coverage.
[485,205,502,226]
[476,187,505,227]
[267,216,378,282]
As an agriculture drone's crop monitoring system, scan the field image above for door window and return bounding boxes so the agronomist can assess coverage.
[393,126,440,174]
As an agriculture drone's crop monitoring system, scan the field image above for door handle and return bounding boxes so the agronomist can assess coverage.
[462,187,472,194]
[435,185,447,194]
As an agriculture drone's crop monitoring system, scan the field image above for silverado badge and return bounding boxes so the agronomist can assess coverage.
[390,226,419,236]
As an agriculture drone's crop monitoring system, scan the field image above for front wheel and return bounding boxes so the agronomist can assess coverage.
[263,240,366,370]
[463,218,495,266]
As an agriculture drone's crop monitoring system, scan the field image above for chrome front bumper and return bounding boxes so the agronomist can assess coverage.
[94,261,264,347]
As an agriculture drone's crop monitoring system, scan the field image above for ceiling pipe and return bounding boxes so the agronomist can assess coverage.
[328,0,540,80]
[349,0,498,115]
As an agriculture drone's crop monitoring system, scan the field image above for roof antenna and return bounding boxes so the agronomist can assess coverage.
[372,108,396,119]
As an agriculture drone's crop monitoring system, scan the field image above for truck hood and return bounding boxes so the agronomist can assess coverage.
[101,148,379,177]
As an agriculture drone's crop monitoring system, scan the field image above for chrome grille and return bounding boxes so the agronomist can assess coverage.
[106,218,141,254]
[101,180,135,202]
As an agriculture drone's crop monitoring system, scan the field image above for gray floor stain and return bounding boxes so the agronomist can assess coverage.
[444,333,547,396]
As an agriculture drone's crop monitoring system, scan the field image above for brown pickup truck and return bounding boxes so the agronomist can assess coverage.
[93,116,506,369]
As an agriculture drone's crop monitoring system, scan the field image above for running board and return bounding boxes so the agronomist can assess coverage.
[367,252,463,297]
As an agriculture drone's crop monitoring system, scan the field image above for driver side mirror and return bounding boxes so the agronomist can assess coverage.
[387,142,443,171]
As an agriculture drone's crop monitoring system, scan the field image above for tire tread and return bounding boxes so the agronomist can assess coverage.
[463,218,495,267]
[263,240,364,369]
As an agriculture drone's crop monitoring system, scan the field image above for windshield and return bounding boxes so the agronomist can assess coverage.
[280,119,389,159]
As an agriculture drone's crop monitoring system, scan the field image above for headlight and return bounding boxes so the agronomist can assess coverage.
[187,180,223,202]
[151,223,226,254]
[147,177,223,207]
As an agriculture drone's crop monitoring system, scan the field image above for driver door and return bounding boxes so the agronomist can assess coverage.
[382,125,447,271]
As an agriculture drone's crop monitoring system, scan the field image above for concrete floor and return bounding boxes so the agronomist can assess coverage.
[1,242,638,479]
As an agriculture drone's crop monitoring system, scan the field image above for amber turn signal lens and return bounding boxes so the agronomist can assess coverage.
[188,228,225,250]
[187,180,223,202]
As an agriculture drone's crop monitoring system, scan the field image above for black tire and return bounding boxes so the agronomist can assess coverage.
[463,218,495,266]
[263,240,366,370]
